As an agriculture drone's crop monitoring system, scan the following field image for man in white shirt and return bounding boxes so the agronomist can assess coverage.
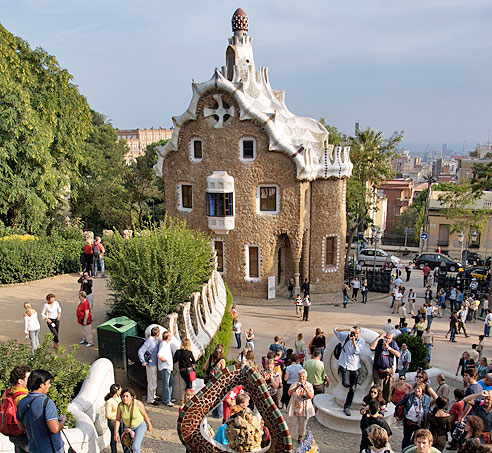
[334,326,365,416]
[485,309,492,337]
[157,331,174,407]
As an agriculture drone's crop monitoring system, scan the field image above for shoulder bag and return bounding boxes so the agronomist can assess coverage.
[121,401,135,448]
[43,397,77,453]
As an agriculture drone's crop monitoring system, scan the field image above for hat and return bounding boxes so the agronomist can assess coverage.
[472,278,477,281]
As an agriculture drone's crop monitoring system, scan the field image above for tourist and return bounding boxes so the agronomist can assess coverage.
[397,342,412,377]
[469,344,480,364]
[157,331,174,407]
[460,390,492,435]
[23,302,40,355]
[204,344,226,418]
[407,289,417,316]
[424,286,433,305]
[481,299,489,319]
[391,374,412,421]
[422,328,434,363]
[383,319,395,334]
[457,305,469,338]
[114,388,152,453]
[269,336,283,355]
[262,359,281,406]
[449,286,458,312]
[392,286,403,314]
[435,375,450,408]
[179,389,195,415]
[334,326,365,416]
[448,389,466,450]
[449,311,459,342]
[17,369,65,453]
[351,277,361,301]
[238,345,251,365]
[363,424,394,453]
[294,333,305,363]
[470,298,480,323]
[343,282,350,308]
[279,349,294,410]
[105,384,129,453]
[83,238,94,276]
[222,386,243,422]
[93,236,105,278]
[286,369,315,444]
[301,278,310,297]
[77,272,94,311]
[284,354,303,407]
[41,293,61,349]
[406,262,413,282]
[404,428,441,453]
[477,335,485,360]
[360,400,392,453]
[288,277,295,299]
[295,294,303,318]
[424,397,451,452]
[415,370,438,400]
[416,317,426,338]
[173,338,196,392]
[399,302,407,329]
[484,310,492,337]
[360,386,387,416]
[478,357,489,380]
[401,322,412,335]
[458,416,485,452]
[309,328,326,359]
[244,328,254,350]
[302,294,311,321]
[478,373,492,391]
[231,305,238,327]
[456,352,475,381]
[370,331,400,404]
[426,302,436,329]
[436,289,445,318]
[303,350,329,395]
[402,383,432,450]
[2,365,31,453]
[361,279,369,304]
[138,327,161,404]
[233,318,242,349]
[423,263,431,287]
[76,291,94,347]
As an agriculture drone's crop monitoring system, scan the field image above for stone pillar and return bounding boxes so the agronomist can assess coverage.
[301,228,310,279]
[294,260,300,295]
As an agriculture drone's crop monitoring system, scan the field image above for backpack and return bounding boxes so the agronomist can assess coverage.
[92,244,100,257]
[334,336,350,360]
[0,388,27,437]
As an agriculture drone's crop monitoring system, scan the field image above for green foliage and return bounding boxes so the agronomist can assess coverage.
[471,156,492,195]
[391,189,428,235]
[196,285,234,379]
[394,334,429,372]
[106,219,213,331]
[0,232,83,284]
[0,24,91,233]
[0,335,90,427]
[319,118,343,146]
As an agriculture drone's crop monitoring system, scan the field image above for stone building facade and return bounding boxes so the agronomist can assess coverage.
[154,9,352,298]
[116,128,173,161]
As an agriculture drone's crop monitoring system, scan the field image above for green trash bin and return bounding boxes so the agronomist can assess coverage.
[97,316,138,368]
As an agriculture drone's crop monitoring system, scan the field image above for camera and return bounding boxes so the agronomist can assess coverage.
[349,332,355,338]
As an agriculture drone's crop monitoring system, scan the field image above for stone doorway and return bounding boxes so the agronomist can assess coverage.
[274,234,294,291]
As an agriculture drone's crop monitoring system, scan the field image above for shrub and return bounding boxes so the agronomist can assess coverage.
[394,333,429,371]
[196,284,234,379]
[106,219,213,332]
[0,232,83,284]
[0,335,90,427]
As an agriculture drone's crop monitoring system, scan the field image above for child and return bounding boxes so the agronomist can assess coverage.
[245,328,255,350]
[179,389,195,415]
[295,294,303,318]
[294,333,305,363]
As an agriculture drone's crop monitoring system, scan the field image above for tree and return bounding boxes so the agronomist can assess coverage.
[391,188,427,236]
[319,118,342,146]
[0,24,91,233]
[70,110,132,232]
[471,153,492,194]
[345,128,403,265]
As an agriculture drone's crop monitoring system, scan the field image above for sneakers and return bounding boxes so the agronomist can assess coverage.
[85,343,94,348]
[343,407,351,416]
[165,402,174,407]
[79,340,87,344]
[149,401,160,406]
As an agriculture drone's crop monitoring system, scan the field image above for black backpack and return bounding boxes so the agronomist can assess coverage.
[334,336,350,360]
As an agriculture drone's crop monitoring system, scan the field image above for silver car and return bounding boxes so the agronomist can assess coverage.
[357,248,400,268]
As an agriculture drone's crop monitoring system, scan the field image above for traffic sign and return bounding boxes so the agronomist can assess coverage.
[405,228,415,235]
[420,233,428,240]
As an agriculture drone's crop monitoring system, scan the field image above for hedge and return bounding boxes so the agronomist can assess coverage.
[394,333,429,371]
[0,335,90,427]
[0,231,83,284]
[196,284,234,378]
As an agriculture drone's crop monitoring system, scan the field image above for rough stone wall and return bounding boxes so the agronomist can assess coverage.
[161,90,306,298]
[308,178,347,294]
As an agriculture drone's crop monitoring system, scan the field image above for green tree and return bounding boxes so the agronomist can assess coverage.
[391,188,427,236]
[319,118,342,146]
[0,25,91,233]
[106,220,212,331]
[471,153,492,194]
[345,128,403,265]
[70,110,131,232]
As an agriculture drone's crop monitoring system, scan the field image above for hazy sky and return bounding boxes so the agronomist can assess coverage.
[2,0,491,154]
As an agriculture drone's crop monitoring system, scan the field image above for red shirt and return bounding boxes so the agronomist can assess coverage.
[223,385,243,421]
[449,400,465,424]
[76,299,92,325]
[423,266,431,276]
[84,244,93,255]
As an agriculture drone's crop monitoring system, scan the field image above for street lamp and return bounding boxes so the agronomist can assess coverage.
[458,232,464,268]
[371,225,382,271]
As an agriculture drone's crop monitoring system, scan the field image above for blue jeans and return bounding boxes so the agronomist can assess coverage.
[450,327,457,341]
[485,325,491,337]
[361,291,368,304]
[427,315,433,329]
[161,369,174,404]
[340,367,358,409]
[130,421,147,453]
[94,257,105,277]
[426,344,432,362]
[235,332,241,349]
[343,294,349,306]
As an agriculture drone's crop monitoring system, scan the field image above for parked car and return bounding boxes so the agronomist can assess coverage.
[357,248,400,268]
[413,253,461,272]
[462,250,485,266]
[462,266,489,281]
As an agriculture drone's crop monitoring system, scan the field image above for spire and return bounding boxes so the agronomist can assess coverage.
[231,8,248,33]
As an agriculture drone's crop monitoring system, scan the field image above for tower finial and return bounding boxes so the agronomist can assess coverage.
[232,8,248,33]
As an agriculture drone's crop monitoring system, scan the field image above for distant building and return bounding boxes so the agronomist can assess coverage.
[378,179,414,232]
[116,128,173,161]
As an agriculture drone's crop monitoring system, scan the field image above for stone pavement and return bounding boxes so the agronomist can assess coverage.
[0,269,487,452]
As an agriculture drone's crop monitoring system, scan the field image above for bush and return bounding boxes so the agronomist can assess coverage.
[0,335,90,427]
[394,333,429,371]
[0,231,83,284]
[196,284,234,379]
[106,219,213,332]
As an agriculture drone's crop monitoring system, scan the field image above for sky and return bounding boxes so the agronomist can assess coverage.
[1,0,491,154]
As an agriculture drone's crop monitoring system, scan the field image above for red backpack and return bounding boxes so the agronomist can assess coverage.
[0,388,27,436]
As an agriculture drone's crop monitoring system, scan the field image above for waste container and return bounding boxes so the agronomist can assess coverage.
[97,316,138,368]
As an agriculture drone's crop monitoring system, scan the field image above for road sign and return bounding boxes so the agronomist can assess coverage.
[421,233,428,240]
[404,228,415,235]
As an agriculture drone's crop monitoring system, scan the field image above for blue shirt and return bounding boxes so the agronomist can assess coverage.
[17,393,64,453]
[138,336,160,367]
[479,380,492,391]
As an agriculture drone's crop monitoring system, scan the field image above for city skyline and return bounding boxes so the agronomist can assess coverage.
[1,0,491,154]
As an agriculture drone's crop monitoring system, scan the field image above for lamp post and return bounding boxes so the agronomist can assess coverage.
[421,174,437,252]
[371,225,382,271]
[458,232,464,268]
[460,230,478,268]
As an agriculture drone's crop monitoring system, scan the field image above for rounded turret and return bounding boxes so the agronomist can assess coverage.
[231,8,248,32]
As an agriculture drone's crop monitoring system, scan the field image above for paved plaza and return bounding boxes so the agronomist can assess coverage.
[0,267,487,452]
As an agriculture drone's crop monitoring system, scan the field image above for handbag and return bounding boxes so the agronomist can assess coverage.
[120,401,135,448]
[61,430,77,453]
[189,371,196,382]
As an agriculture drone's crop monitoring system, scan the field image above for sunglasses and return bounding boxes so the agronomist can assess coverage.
[399,377,406,380]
